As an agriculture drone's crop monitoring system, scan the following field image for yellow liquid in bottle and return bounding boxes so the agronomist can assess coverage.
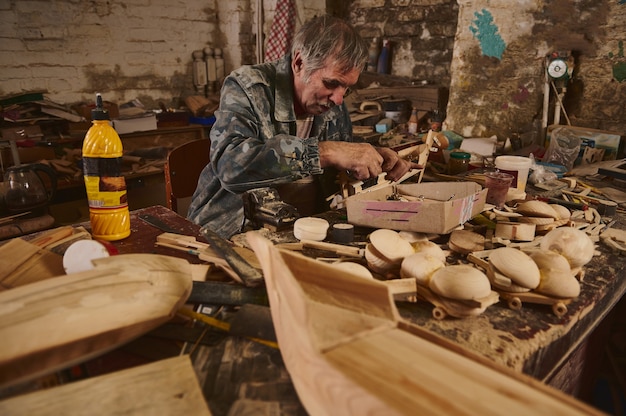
[82,119,131,241]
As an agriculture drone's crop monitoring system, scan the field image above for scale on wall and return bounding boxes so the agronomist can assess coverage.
[546,52,572,81]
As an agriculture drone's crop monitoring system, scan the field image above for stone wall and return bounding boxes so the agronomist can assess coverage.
[343,0,626,143]
[445,0,626,141]
[347,0,458,86]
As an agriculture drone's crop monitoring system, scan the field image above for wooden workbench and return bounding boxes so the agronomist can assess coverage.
[4,205,623,415]
[132,208,626,414]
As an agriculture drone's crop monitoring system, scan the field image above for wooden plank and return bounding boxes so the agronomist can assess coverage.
[0,214,55,240]
[350,81,448,113]
[246,231,603,416]
[0,356,211,415]
[0,238,64,290]
[118,125,205,152]
[0,253,192,388]
[28,226,74,248]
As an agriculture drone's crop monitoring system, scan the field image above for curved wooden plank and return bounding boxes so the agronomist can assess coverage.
[246,231,394,416]
[246,231,603,416]
[0,254,193,388]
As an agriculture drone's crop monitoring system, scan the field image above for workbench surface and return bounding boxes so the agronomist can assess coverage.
[141,205,623,415]
[4,204,623,415]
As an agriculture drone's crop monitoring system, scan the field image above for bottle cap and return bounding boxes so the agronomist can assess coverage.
[450,152,471,160]
[91,93,110,121]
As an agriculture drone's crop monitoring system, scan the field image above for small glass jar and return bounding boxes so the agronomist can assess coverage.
[448,151,471,175]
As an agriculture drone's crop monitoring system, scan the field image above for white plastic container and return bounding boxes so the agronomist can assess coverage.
[495,156,532,192]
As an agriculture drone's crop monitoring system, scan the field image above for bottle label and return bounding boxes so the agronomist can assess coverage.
[83,157,128,209]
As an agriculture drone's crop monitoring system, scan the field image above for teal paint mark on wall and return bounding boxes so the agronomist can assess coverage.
[469,9,506,60]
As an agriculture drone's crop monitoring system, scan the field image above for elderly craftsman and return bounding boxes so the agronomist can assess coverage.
[188,15,419,238]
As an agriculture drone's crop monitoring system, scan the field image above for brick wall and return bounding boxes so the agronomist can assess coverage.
[0,0,323,108]
[0,0,220,107]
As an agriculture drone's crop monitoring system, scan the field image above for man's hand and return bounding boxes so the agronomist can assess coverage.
[319,141,384,180]
[376,147,422,182]
[319,142,422,182]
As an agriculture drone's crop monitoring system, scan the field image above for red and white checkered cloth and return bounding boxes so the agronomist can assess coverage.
[264,0,296,62]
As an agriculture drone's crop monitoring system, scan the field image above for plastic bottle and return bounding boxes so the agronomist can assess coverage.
[377,39,390,74]
[408,107,418,134]
[430,109,443,132]
[82,93,131,241]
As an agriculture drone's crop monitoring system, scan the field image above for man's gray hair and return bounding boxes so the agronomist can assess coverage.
[291,15,368,81]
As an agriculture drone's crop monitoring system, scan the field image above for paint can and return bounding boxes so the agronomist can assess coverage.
[494,156,532,192]
[382,99,411,124]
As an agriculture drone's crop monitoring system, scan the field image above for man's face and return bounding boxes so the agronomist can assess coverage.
[292,51,361,115]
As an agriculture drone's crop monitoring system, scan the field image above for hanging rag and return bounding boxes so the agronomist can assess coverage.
[264,0,297,62]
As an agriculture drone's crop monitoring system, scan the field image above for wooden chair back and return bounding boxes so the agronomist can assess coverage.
[164,138,210,214]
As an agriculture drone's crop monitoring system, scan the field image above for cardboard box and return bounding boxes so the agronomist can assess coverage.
[345,181,487,234]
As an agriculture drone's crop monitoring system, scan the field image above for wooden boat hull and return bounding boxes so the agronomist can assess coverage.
[246,231,602,415]
[0,254,193,388]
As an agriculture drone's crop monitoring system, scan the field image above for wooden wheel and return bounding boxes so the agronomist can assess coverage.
[507,297,522,310]
[432,306,447,320]
[552,302,567,317]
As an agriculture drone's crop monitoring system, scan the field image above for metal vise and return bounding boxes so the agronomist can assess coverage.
[242,187,299,231]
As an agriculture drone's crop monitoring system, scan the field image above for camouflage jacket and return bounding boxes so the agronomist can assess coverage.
[187,54,356,238]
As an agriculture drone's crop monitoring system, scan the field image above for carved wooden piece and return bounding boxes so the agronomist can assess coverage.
[495,221,536,241]
[600,227,626,253]
[468,250,577,316]
[498,291,572,317]
[246,231,602,416]
[0,356,211,415]
[0,254,193,388]
[448,229,485,254]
